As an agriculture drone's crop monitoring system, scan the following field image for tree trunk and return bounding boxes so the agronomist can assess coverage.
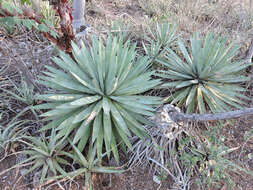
[72,0,86,33]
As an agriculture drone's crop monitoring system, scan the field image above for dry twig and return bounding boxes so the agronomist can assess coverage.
[162,105,253,123]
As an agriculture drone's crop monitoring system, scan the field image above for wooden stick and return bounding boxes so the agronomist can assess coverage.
[162,104,253,122]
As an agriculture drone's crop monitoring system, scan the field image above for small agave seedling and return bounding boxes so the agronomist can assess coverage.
[156,33,251,113]
[0,120,26,156]
[35,36,161,162]
[19,130,71,184]
[1,78,38,121]
[143,22,177,61]
[110,19,132,43]
[55,139,124,190]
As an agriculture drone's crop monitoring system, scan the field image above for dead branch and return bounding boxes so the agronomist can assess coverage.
[160,104,253,122]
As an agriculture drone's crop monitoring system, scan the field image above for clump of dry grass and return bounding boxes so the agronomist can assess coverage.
[84,0,253,59]
[138,0,253,40]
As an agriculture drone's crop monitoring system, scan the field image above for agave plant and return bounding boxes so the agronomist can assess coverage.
[19,130,71,184]
[55,140,124,190]
[0,120,26,156]
[143,22,177,61]
[156,33,251,113]
[110,19,132,43]
[36,36,161,162]
[1,78,38,122]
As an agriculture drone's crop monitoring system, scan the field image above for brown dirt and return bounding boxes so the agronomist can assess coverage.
[0,155,27,190]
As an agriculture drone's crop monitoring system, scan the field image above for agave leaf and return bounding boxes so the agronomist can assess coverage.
[114,122,132,150]
[43,65,71,79]
[110,129,119,163]
[103,112,112,158]
[56,53,96,92]
[190,33,203,73]
[72,42,97,80]
[171,87,191,104]
[114,102,147,135]
[209,92,231,112]
[178,39,193,66]
[217,62,252,75]
[105,38,119,95]
[176,80,199,89]
[38,80,81,94]
[201,33,214,67]
[73,121,91,145]
[40,164,49,183]
[165,48,195,76]
[207,84,244,99]
[55,121,79,141]
[208,76,249,83]
[110,96,155,112]
[18,156,40,168]
[186,97,195,113]
[92,167,124,173]
[114,79,161,95]
[41,107,78,117]
[92,112,102,143]
[42,72,91,94]
[216,93,245,110]
[53,160,67,175]
[117,102,154,117]
[115,72,153,93]
[70,71,102,95]
[215,45,240,70]
[46,158,57,175]
[124,56,150,81]
[41,111,75,131]
[102,97,110,114]
[117,44,133,80]
[55,115,75,131]
[77,125,91,151]
[23,161,43,175]
[158,69,193,80]
[34,94,71,104]
[94,37,105,92]
[96,124,104,160]
[56,157,69,165]
[117,45,136,86]
[207,84,243,104]
[199,65,212,79]
[185,85,197,106]
[131,95,161,105]
[25,136,47,150]
[83,101,103,126]
[53,54,93,86]
[36,94,79,102]
[70,141,88,166]
[73,104,96,124]
[201,86,224,112]
[55,95,101,109]
[108,77,119,95]
[197,86,206,114]
[109,101,131,136]
[87,140,97,166]
[30,147,48,157]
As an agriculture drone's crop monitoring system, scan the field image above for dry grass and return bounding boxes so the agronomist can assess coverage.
[85,0,253,54]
